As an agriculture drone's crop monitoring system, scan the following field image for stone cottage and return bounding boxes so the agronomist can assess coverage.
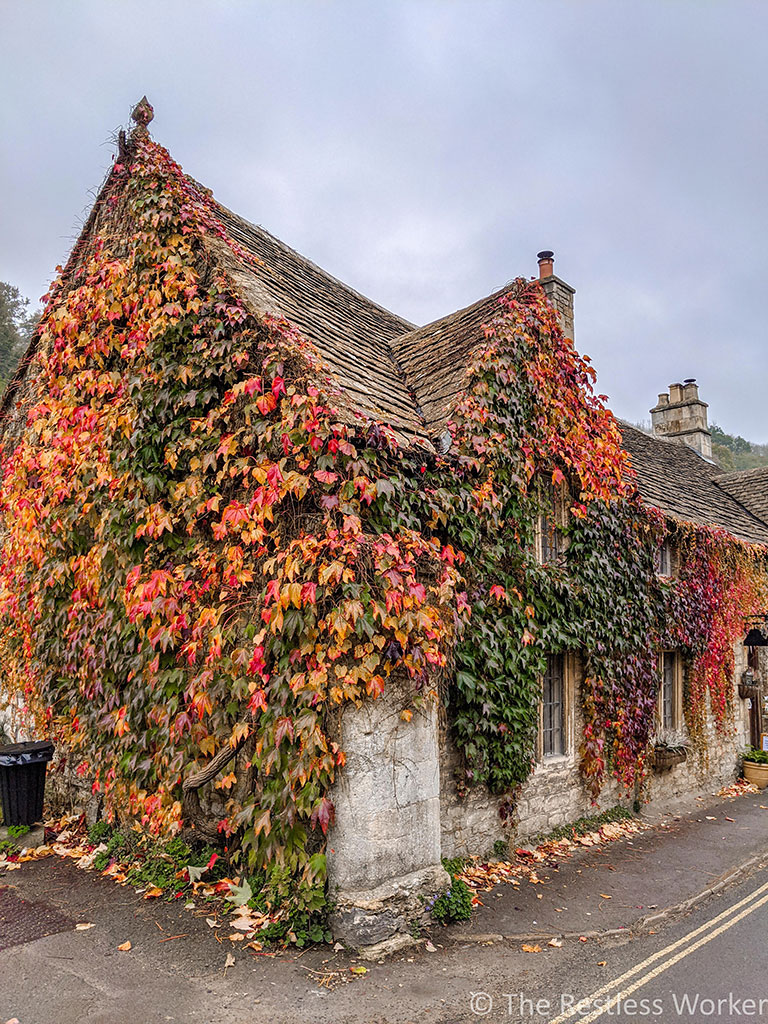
[1,103,766,950]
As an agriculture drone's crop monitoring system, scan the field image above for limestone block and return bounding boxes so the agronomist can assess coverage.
[327,683,448,947]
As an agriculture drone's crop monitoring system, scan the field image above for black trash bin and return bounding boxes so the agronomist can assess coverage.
[0,741,55,826]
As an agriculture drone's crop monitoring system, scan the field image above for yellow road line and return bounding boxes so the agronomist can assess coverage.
[559,890,768,1024]
[547,878,768,1024]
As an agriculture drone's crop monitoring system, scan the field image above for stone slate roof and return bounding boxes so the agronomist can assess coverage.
[712,467,768,530]
[213,200,519,445]
[391,285,516,438]
[213,202,425,439]
[620,424,768,545]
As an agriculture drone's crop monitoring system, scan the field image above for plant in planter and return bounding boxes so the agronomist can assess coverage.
[742,747,768,789]
[652,728,689,771]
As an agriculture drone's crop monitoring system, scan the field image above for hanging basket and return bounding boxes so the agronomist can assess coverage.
[738,682,760,700]
[652,745,687,771]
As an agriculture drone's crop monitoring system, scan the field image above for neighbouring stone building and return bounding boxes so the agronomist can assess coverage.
[1,105,767,951]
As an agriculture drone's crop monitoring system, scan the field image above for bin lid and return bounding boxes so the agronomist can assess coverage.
[0,740,55,766]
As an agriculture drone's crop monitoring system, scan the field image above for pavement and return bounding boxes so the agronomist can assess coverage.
[451,787,768,942]
[0,787,766,1024]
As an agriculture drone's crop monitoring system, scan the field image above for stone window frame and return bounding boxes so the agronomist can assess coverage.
[534,476,570,566]
[537,652,577,763]
[656,650,684,732]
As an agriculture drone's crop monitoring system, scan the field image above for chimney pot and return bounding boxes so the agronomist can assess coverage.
[537,250,555,279]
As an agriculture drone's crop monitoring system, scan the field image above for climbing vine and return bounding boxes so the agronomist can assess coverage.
[0,130,765,916]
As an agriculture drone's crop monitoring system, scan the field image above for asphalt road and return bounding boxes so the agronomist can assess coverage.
[1,812,767,1024]
[465,866,768,1024]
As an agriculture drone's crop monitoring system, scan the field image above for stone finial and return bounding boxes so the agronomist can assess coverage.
[131,96,154,128]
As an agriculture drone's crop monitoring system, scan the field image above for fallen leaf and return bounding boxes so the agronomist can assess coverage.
[425,940,437,952]
[333,941,344,951]
[228,933,244,942]
[597,960,607,966]
[117,940,132,952]
[246,940,263,952]
[231,916,258,931]
[206,917,220,928]
[75,922,95,931]
[349,966,367,975]
[143,886,163,899]
[579,936,588,943]
[706,816,716,820]
[725,817,735,823]
[599,893,612,899]
[548,938,563,947]
[521,944,542,953]
[224,953,236,969]
[225,879,253,907]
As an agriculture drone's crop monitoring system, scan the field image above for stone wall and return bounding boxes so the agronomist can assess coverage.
[440,643,756,857]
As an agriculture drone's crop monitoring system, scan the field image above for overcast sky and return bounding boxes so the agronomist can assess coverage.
[2,1,766,440]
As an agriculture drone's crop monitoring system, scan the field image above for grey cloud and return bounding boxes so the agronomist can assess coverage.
[1,0,766,439]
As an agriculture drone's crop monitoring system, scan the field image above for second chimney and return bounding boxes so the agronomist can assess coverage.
[650,378,713,460]
[536,250,575,340]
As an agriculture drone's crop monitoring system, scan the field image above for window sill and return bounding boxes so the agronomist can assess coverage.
[538,752,571,768]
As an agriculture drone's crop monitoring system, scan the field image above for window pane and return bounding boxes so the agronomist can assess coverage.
[542,654,565,756]
[537,482,560,563]
[661,653,675,729]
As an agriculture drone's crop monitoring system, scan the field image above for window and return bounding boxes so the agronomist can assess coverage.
[657,652,682,730]
[541,653,565,757]
[535,478,567,565]
[654,540,675,578]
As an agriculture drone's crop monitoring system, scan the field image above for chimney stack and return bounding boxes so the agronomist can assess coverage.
[536,250,575,339]
[650,378,713,460]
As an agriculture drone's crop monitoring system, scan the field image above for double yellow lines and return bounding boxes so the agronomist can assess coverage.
[547,877,768,1024]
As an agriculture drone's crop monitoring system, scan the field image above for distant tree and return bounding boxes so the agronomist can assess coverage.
[711,423,751,454]
[0,282,38,392]
[710,422,768,471]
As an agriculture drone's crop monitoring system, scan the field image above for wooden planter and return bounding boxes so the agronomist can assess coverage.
[652,746,687,771]
[738,682,760,700]
[743,761,768,790]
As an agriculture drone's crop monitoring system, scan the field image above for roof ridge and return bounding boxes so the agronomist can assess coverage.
[712,465,768,480]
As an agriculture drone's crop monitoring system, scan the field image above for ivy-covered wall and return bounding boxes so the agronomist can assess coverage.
[0,132,766,933]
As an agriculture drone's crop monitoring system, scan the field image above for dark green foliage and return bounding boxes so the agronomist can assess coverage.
[441,856,466,877]
[743,747,768,765]
[247,861,330,946]
[428,874,474,925]
[87,820,113,845]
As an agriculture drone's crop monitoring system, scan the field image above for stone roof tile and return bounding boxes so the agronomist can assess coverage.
[620,424,768,544]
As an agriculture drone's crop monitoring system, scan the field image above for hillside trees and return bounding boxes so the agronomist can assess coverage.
[0,282,38,390]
